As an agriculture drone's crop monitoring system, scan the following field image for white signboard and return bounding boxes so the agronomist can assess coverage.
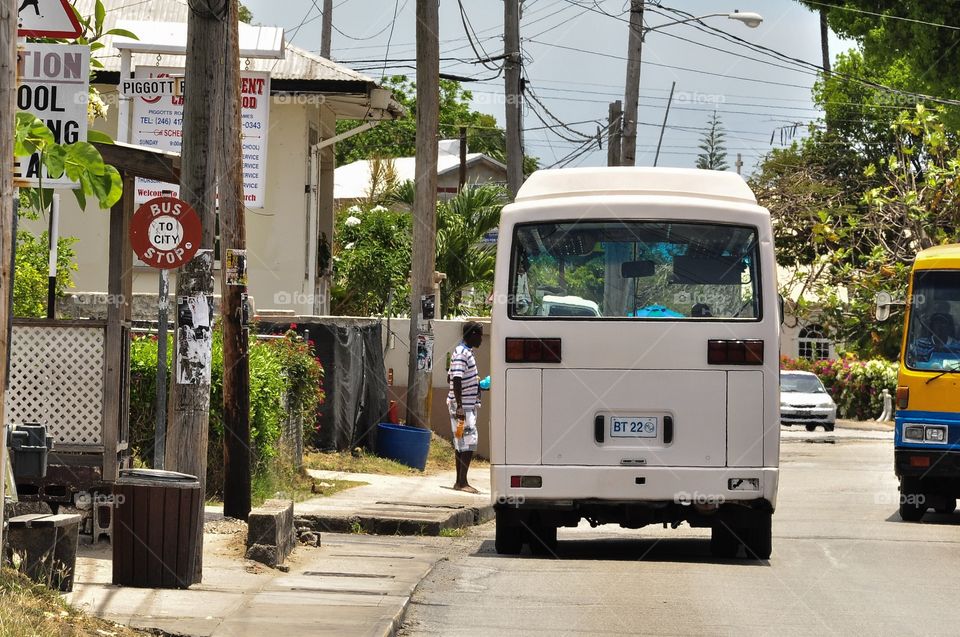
[132,67,271,208]
[13,44,90,189]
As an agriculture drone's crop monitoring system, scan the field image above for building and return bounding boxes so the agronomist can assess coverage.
[39,0,404,317]
[333,140,507,208]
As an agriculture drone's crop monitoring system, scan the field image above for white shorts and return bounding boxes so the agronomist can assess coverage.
[448,405,478,452]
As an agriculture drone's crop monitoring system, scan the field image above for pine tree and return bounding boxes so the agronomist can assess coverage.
[696,112,729,171]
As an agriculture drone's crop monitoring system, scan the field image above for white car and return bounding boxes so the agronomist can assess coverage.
[780,371,837,431]
[539,294,601,317]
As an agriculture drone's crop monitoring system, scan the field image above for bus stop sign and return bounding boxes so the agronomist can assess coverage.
[130,196,202,269]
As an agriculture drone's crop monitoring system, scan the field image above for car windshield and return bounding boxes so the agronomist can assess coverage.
[509,220,761,320]
[904,270,960,371]
[781,375,826,393]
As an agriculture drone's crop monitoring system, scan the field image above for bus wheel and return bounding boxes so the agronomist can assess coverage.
[495,514,523,555]
[527,522,558,557]
[743,513,772,560]
[934,498,957,515]
[805,424,817,432]
[710,523,740,559]
[898,491,926,522]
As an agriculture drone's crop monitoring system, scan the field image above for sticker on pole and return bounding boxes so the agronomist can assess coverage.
[130,197,202,269]
[17,0,83,38]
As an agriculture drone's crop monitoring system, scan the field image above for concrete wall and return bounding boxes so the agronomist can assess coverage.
[382,318,492,459]
[31,91,324,317]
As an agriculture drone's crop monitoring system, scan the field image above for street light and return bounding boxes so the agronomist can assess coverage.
[619,3,764,166]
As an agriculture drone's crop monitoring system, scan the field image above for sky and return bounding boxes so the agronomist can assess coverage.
[243,0,855,176]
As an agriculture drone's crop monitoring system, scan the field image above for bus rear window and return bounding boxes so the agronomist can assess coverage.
[508,221,761,320]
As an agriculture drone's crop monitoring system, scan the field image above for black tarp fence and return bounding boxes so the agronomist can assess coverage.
[257,317,389,452]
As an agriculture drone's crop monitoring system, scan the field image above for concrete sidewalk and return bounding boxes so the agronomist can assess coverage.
[297,468,494,535]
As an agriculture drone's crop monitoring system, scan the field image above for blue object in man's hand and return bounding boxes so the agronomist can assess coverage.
[479,375,491,390]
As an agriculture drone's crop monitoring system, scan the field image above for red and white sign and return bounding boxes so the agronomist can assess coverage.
[17,0,83,39]
[130,197,202,270]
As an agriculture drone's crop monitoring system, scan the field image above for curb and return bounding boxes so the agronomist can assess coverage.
[295,504,494,537]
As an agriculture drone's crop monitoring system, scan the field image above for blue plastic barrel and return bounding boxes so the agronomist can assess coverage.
[375,423,432,471]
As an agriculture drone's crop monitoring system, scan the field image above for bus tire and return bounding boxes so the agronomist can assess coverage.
[527,522,558,557]
[824,424,835,432]
[710,523,740,558]
[898,492,926,522]
[743,513,772,560]
[805,424,817,432]
[495,515,523,555]
[934,498,956,515]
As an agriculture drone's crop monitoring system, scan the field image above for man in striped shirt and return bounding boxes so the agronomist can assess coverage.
[448,322,484,493]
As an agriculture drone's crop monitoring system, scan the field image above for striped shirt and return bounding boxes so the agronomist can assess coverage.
[447,342,480,410]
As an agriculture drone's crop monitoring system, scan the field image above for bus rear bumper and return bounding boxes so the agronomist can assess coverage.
[490,465,778,510]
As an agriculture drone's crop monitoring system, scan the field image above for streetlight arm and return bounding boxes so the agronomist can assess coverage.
[644,10,763,35]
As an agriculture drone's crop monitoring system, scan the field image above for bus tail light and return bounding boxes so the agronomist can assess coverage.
[510,475,542,488]
[896,386,909,410]
[505,338,562,363]
[909,455,930,468]
[707,340,764,365]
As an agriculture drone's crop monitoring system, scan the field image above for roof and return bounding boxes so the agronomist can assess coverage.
[334,140,507,200]
[914,244,960,270]
[73,0,403,118]
[514,167,759,205]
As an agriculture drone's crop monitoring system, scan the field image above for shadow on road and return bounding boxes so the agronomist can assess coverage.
[883,511,960,526]
[473,537,770,566]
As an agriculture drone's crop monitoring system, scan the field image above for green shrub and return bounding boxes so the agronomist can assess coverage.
[780,355,897,420]
[129,327,324,498]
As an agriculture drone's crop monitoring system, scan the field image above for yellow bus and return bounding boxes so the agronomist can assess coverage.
[880,244,960,521]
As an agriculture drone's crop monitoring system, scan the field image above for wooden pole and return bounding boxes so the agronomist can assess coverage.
[504,0,523,196]
[320,0,333,59]
[607,100,622,166]
[0,0,18,552]
[406,0,439,429]
[819,8,831,74]
[653,81,675,167]
[166,0,228,583]
[220,0,251,521]
[620,0,644,167]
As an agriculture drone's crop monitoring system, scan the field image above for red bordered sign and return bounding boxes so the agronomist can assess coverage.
[130,196,201,270]
[17,0,83,39]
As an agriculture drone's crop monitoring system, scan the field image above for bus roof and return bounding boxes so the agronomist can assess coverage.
[914,244,960,270]
[514,167,758,205]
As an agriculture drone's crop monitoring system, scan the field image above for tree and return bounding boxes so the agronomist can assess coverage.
[238,3,253,23]
[335,76,539,177]
[695,112,729,171]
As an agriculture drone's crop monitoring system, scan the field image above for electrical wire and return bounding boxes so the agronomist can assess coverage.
[457,0,501,71]
[801,1,960,31]
[380,0,402,80]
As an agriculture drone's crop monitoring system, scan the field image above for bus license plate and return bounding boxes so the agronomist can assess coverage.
[610,416,658,438]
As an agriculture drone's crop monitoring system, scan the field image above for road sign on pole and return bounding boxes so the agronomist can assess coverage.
[16,0,83,39]
[129,196,202,270]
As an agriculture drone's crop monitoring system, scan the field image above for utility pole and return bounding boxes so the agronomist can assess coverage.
[620,0,644,167]
[166,0,228,583]
[653,81,675,167]
[819,8,830,74]
[458,126,467,191]
[406,0,439,429]
[504,0,523,197]
[0,0,18,553]
[736,153,743,175]
[320,0,333,59]
[607,100,622,166]
[220,0,251,521]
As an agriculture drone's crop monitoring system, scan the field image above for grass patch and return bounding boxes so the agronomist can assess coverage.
[304,432,488,476]
[0,567,151,636]
[439,527,467,538]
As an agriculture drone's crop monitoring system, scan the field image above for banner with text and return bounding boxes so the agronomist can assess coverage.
[14,43,90,188]
[131,67,271,208]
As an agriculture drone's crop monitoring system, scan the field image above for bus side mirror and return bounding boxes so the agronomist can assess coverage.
[875,292,900,322]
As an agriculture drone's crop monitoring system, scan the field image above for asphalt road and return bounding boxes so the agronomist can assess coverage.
[399,430,960,637]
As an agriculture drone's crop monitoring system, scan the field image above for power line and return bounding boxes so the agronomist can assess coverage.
[801,1,960,31]
[379,0,403,80]
[457,0,501,71]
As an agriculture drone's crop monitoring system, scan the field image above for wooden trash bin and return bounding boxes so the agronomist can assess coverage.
[112,469,201,588]
[6,513,82,592]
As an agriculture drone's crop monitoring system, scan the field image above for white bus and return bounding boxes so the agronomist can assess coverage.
[490,167,780,559]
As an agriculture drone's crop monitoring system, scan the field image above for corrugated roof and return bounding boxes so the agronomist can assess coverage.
[72,0,376,84]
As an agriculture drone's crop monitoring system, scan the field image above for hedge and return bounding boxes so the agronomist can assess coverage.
[780,355,897,421]
[129,327,324,498]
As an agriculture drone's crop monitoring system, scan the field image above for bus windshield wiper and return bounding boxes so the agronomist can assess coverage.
[925,362,960,384]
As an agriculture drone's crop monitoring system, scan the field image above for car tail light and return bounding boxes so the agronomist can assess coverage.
[909,455,930,468]
[510,475,542,488]
[707,340,763,365]
[896,386,909,410]
[505,338,561,363]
